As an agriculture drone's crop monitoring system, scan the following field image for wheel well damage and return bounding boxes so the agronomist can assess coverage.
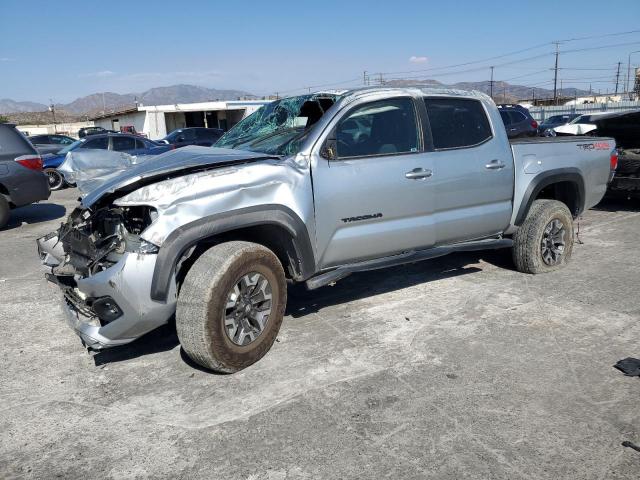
[150,205,315,303]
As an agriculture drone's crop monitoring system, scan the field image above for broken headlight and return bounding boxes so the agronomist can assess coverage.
[137,239,159,255]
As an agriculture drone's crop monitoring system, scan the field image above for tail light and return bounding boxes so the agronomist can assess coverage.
[531,120,538,129]
[15,154,43,170]
[610,150,618,170]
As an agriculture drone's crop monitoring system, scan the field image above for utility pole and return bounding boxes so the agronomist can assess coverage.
[625,51,640,98]
[363,71,368,86]
[552,41,560,105]
[49,99,57,133]
[378,73,384,85]
[489,66,494,99]
[615,61,622,95]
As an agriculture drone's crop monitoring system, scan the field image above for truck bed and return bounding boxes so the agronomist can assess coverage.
[506,135,614,233]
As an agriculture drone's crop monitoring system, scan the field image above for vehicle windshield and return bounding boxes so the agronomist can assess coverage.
[215,93,339,155]
[58,139,83,154]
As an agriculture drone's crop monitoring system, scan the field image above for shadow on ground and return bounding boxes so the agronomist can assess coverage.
[92,323,179,366]
[286,249,512,318]
[592,196,640,213]
[91,248,514,368]
[3,203,66,230]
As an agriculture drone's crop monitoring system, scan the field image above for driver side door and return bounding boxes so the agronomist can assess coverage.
[312,96,436,268]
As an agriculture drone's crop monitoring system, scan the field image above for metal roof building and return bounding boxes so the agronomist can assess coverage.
[90,99,272,140]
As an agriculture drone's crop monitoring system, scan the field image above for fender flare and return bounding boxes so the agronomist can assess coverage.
[514,168,585,226]
[150,204,315,302]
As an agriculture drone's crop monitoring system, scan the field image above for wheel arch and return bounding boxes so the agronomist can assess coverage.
[150,205,315,302]
[515,168,585,226]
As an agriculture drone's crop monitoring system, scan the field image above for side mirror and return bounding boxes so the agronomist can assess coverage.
[320,129,337,161]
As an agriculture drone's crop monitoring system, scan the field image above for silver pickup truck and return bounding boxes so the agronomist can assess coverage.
[37,87,616,372]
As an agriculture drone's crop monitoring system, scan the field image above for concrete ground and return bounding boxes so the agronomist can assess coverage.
[1,188,639,479]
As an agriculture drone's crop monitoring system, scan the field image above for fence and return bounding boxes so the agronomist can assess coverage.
[529,100,640,122]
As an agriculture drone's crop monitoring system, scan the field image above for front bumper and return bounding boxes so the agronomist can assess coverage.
[37,234,176,349]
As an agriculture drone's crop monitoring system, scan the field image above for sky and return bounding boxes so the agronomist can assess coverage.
[1,0,640,103]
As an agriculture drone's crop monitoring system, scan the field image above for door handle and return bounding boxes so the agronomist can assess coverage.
[485,160,506,170]
[405,168,432,180]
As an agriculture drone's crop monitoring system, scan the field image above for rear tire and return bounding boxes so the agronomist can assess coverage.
[45,169,64,191]
[176,241,287,373]
[512,199,574,274]
[0,196,9,229]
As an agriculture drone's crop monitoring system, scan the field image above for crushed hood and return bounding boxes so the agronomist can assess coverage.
[79,146,278,208]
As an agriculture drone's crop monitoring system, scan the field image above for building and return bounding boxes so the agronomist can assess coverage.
[90,99,271,140]
[16,121,93,138]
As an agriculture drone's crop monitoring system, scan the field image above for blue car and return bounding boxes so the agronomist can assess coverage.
[43,133,173,190]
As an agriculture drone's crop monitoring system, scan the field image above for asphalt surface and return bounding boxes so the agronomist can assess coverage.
[1,188,639,479]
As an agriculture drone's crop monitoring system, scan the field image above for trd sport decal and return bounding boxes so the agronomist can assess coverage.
[341,213,383,223]
[576,142,610,150]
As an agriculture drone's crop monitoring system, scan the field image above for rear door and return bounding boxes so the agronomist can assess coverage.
[423,97,514,244]
[312,96,435,268]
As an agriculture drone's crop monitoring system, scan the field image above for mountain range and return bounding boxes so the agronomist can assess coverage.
[384,79,591,102]
[0,84,255,115]
[1,80,593,116]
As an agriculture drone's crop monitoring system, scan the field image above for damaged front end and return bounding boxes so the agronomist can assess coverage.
[37,205,175,350]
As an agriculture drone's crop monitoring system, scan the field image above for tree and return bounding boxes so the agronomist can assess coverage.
[0,115,9,123]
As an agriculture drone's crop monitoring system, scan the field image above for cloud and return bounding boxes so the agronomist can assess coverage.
[409,56,428,64]
[80,70,115,78]
[0,57,15,62]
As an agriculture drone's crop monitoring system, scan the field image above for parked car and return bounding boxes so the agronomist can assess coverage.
[537,113,580,135]
[78,126,116,138]
[28,134,76,156]
[554,109,640,198]
[497,104,538,138]
[0,124,49,229]
[160,127,224,148]
[38,87,615,372]
[42,133,174,190]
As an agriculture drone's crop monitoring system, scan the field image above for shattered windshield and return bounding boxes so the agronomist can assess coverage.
[215,94,339,155]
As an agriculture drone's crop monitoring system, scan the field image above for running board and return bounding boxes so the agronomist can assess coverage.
[305,238,513,290]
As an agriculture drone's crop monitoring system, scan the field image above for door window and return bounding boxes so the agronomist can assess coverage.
[336,98,419,159]
[80,137,109,149]
[111,136,136,151]
[424,98,493,149]
[135,139,147,149]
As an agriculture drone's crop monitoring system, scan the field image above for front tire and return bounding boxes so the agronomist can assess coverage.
[44,168,65,191]
[512,199,574,274]
[176,241,287,373]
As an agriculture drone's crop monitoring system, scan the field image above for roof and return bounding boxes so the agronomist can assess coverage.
[89,106,140,121]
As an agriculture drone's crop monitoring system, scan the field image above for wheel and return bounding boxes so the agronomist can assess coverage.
[0,195,9,229]
[176,241,287,373]
[44,168,64,191]
[512,199,574,274]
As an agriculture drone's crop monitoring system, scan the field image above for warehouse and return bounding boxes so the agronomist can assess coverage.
[90,99,271,140]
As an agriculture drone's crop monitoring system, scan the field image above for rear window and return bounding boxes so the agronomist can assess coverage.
[0,125,37,157]
[424,98,493,149]
[508,111,527,123]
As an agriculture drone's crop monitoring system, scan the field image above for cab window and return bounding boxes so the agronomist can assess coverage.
[336,98,419,158]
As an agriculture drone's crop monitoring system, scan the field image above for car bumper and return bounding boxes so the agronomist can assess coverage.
[37,234,176,349]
